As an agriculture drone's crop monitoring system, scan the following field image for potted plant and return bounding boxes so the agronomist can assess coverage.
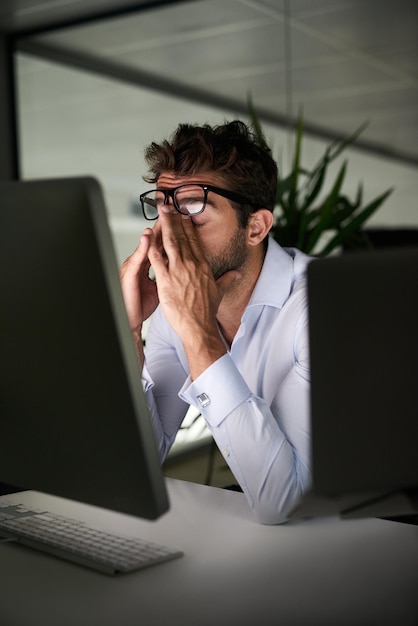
[248,100,393,256]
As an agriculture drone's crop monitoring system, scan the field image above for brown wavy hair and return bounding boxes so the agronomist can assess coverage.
[143,120,278,228]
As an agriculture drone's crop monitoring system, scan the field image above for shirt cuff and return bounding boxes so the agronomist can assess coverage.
[178,353,251,427]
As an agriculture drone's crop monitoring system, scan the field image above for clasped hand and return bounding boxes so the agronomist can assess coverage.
[120,206,240,364]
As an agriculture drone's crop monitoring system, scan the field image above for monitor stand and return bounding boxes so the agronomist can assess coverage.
[342,487,418,526]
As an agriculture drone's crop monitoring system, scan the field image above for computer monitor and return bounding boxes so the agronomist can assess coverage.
[288,247,418,521]
[0,176,168,520]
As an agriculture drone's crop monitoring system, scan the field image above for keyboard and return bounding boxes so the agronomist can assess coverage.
[0,500,183,575]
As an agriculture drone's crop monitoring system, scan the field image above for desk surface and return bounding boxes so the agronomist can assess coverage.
[0,479,417,626]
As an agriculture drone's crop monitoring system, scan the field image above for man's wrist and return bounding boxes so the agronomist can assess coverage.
[182,332,227,380]
[131,328,145,367]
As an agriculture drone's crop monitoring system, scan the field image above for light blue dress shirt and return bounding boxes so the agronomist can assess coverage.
[143,237,313,524]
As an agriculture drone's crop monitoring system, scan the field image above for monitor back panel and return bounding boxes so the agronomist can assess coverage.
[307,247,418,496]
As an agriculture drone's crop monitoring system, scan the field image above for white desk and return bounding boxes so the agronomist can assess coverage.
[0,479,417,626]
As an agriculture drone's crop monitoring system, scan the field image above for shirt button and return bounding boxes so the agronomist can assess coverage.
[222,449,230,458]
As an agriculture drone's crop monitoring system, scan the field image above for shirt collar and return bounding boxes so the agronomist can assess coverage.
[248,237,308,309]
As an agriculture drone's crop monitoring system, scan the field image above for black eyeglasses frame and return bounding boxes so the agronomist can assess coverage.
[139,184,258,221]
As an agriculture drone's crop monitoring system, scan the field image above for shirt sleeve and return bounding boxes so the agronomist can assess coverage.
[142,310,191,461]
[179,329,311,526]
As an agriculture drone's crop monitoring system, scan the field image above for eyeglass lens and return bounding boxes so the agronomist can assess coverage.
[142,185,206,219]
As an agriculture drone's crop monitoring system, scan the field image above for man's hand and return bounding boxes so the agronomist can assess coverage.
[145,207,241,379]
[119,229,160,364]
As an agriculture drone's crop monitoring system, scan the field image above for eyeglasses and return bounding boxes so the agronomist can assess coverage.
[139,184,257,221]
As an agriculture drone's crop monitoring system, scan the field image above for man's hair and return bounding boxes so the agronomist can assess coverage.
[143,120,278,227]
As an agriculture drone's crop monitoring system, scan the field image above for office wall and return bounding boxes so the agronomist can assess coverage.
[17,53,418,265]
[15,47,418,455]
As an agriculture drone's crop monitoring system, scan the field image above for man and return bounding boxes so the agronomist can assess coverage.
[120,120,312,524]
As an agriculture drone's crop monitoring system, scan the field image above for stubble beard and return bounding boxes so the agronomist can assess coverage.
[207,227,249,281]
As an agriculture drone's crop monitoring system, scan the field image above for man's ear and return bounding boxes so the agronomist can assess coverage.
[246,209,274,246]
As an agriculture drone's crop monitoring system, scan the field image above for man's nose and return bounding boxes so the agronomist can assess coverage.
[162,193,176,212]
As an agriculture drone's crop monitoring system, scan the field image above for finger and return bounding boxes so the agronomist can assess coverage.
[158,210,205,263]
[180,213,207,259]
[147,225,170,276]
[150,218,164,254]
[216,270,242,299]
[120,229,153,278]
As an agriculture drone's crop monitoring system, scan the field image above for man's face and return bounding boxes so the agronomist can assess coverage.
[156,172,250,280]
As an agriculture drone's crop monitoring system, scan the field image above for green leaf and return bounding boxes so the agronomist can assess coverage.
[326,121,369,162]
[288,113,304,209]
[305,161,348,252]
[247,94,267,144]
[299,158,328,212]
[248,96,392,255]
[317,188,394,256]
